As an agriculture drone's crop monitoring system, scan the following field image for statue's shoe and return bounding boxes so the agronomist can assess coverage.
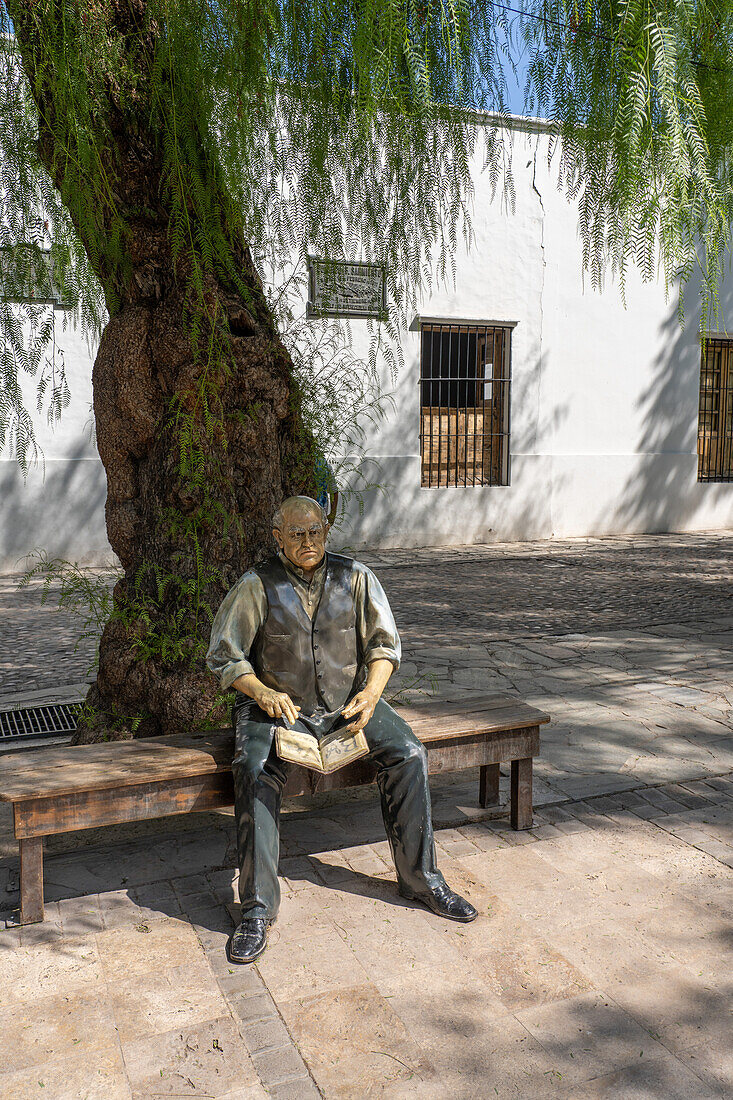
[399,882,478,922]
[227,917,270,964]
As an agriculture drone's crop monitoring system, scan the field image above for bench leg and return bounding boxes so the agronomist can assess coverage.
[510,758,533,830]
[479,764,500,808]
[20,837,44,924]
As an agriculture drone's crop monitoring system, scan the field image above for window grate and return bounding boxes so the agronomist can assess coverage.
[0,703,81,742]
[698,337,733,482]
[419,322,511,488]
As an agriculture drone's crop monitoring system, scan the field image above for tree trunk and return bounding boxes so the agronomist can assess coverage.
[82,247,318,741]
[8,0,321,740]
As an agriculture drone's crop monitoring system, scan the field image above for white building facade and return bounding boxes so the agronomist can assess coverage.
[2,120,732,569]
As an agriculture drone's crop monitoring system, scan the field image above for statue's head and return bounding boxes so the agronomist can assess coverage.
[273,496,329,573]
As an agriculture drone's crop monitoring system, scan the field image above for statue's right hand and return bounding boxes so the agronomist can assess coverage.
[253,686,300,725]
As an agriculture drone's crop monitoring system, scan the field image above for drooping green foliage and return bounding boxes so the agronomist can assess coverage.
[2,0,733,463]
[0,0,505,468]
[522,1,733,315]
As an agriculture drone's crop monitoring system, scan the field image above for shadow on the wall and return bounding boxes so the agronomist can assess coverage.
[0,440,109,570]
[611,269,733,532]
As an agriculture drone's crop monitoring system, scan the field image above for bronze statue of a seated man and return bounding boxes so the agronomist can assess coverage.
[207,495,477,964]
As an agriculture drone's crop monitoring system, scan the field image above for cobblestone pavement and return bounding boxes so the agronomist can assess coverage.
[1,531,732,1097]
[2,531,732,696]
[3,532,731,804]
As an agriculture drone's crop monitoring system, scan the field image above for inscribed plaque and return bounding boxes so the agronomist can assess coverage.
[307,257,386,319]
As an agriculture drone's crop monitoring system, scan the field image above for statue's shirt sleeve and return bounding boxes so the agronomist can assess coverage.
[352,562,401,671]
[206,571,267,690]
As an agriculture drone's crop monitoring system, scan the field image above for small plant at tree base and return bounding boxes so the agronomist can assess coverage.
[19,551,120,675]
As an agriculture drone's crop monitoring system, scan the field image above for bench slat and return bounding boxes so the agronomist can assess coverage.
[0,693,548,803]
[13,726,541,838]
[399,695,545,717]
[402,705,549,741]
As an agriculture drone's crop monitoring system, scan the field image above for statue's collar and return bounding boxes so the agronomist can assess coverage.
[277,550,327,584]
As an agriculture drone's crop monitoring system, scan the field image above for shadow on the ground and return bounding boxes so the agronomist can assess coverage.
[304,856,411,908]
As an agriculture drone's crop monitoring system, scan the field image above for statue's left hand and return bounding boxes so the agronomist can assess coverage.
[342,689,378,733]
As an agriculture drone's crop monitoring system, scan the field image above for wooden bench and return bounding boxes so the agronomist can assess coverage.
[0,693,548,924]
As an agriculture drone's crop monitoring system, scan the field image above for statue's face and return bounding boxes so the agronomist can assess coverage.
[274,507,328,573]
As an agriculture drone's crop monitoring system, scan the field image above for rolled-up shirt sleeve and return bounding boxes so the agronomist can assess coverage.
[206,572,268,690]
[353,562,401,671]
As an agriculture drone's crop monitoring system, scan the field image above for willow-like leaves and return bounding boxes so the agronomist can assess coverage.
[1,1,730,463]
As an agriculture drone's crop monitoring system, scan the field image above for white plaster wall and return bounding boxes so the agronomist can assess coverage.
[2,122,732,567]
[537,136,733,540]
[331,127,733,548]
[0,308,109,571]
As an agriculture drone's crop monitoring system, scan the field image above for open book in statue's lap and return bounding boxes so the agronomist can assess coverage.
[275,723,368,773]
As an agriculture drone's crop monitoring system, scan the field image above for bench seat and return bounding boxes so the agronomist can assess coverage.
[0,693,549,923]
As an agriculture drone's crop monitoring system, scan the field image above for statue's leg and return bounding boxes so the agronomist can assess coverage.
[231,700,287,921]
[362,699,446,896]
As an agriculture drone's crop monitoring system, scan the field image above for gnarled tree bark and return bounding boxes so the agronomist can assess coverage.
[9,0,320,740]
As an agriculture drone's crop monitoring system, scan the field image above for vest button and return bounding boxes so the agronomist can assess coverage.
[316,659,321,664]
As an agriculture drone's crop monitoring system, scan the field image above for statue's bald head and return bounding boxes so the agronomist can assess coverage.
[272,496,327,531]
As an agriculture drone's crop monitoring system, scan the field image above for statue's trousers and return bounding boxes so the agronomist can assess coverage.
[231,697,446,919]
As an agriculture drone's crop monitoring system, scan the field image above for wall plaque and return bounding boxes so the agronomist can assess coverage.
[307,257,386,319]
[0,246,71,307]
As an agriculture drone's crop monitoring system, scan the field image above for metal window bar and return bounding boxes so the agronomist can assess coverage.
[420,322,511,488]
[698,337,733,482]
[424,325,431,490]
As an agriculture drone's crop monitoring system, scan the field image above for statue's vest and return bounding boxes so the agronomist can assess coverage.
[252,553,361,714]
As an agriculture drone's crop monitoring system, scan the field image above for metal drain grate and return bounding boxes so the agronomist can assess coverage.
[0,703,81,742]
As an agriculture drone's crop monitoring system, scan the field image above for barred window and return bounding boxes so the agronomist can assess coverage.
[420,322,511,488]
[698,337,733,482]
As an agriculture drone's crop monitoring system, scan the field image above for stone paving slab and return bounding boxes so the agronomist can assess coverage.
[1,782,732,1097]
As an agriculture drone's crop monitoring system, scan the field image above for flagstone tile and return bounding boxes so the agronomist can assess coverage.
[430,855,596,1010]
[626,899,730,972]
[121,1016,259,1098]
[557,1051,724,1099]
[95,914,204,981]
[458,842,562,897]
[387,984,567,1099]
[544,918,675,990]
[609,970,733,1055]
[313,878,471,985]
[0,934,103,1005]
[0,1042,131,1100]
[515,990,671,1082]
[432,900,595,1012]
[109,958,229,1042]
[677,1041,733,1099]
[677,880,733,918]
[278,984,444,1098]
[256,915,371,1002]
[266,882,346,939]
[215,1087,270,1100]
[0,987,116,1073]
